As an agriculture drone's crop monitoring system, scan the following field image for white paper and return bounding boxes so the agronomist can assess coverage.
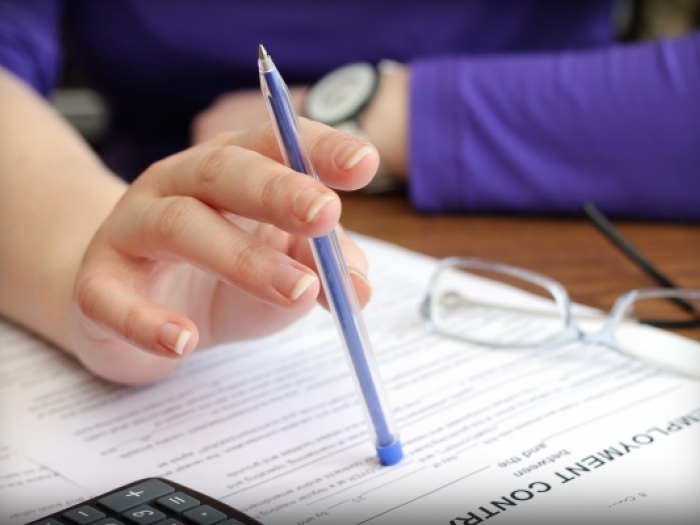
[1,236,699,525]
[0,446,91,525]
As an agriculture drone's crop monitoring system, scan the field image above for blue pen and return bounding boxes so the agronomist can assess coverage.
[258,45,403,466]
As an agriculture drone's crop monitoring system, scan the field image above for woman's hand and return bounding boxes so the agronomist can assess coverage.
[72,121,379,385]
[192,87,308,144]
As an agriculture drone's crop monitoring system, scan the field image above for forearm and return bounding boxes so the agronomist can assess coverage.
[0,66,126,351]
[408,32,700,220]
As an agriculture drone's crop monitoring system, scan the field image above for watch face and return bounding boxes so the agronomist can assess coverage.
[305,62,377,125]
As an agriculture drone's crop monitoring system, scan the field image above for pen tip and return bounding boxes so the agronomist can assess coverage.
[258,44,268,60]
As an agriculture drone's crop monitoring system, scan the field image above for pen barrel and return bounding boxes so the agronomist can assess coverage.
[310,233,399,449]
[260,64,401,464]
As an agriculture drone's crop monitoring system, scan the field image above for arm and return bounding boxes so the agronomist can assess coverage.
[405,31,700,220]
[0,67,378,384]
[0,66,123,352]
[194,31,700,221]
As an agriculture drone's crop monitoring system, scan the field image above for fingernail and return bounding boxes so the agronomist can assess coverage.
[294,190,335,223]
[335,144,375,170]
[273,264,318,300]
[158,322,194,356]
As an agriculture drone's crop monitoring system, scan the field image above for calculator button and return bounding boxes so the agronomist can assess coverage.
[220,520,246,525]
[121,504,165,525]
[93,520,125,525]
[157,491,199,513]
[182,504,227,525]
[63,506,106,524]
[158,521,185,525]
[98,479,175,512]
[33,520,66,525]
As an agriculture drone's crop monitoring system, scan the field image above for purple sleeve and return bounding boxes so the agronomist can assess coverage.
[408,32,700,221]
[0,0,64,96]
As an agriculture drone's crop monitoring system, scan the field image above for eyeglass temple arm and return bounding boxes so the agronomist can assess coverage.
[437,293,600,321]
[583,202,700,319]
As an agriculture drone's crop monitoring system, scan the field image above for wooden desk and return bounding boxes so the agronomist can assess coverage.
[340,190,700,337]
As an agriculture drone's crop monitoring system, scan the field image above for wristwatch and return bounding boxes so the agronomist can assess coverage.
[304,62,378,131]
[304,61,403,193]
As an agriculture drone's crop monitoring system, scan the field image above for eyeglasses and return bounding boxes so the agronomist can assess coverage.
[420,257,700,379]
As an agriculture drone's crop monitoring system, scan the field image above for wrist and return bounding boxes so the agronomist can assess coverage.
[304,61,409,189]
[358,62,409,178]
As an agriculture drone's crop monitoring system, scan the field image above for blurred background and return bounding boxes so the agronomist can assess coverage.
[53,0,700,151]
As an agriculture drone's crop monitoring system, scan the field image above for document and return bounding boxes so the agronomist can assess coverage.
[1,236,699,525]
[0,446,90,524]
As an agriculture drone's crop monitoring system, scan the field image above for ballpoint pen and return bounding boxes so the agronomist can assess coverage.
[258,45,403,466]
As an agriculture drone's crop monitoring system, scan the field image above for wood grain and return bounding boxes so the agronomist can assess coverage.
[339,190,700,339]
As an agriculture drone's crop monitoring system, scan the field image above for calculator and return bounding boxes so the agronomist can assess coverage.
[26,478,264,525]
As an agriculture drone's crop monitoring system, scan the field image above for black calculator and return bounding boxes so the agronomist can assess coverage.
[26,478,264,525]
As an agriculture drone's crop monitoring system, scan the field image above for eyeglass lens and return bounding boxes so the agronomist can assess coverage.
[429,264,700,377]
[430,265,567,347]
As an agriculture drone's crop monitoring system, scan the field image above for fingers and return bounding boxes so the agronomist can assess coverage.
[76,216,368,368]
[72,119,377,381]
[74,269,199,359]
[213,119,380,191]
[109,195,322,308]
[149,120,379,238]
[290,225,372,311]
[190,86,309,144]
[329,225,372,308]
[75,219,321,371]
[76,201,370,375]
[153,144,343,238]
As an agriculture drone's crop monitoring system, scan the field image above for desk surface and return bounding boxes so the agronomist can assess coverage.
[340,190,700,337]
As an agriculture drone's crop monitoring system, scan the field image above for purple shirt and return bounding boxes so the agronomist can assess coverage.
[1,0,698,220]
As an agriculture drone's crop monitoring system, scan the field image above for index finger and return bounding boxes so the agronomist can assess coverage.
[217,119,380,191]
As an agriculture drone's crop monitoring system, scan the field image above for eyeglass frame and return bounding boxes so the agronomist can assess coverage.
[420,257,700,378]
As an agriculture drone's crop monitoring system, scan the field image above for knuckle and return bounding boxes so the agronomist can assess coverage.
[149,196,197,244]
[258,167,290,211]
[299,118,336,148]
[251,123,283,155]
[257,122,278,144]
[196,146,231,184]
[224,238,263,285]
[313,128,345,155]
[210,130,240,147]
[74,272,108,321]
[145,157,172,181]
[121,301,145,346]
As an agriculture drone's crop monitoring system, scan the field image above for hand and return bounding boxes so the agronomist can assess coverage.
[71,122,379,385]
[192,87,308,144]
